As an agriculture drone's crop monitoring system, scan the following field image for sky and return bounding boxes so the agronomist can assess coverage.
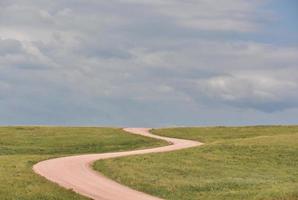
[0,0,297,127]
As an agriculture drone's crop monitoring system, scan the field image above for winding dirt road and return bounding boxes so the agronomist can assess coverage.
[33,128,203,200]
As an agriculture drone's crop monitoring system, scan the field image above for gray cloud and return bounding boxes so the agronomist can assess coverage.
[0,0,297,126]
[0,38,23,55]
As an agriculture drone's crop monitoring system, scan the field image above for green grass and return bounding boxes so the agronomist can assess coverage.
[94,126,298,200]
[0,126,167,200]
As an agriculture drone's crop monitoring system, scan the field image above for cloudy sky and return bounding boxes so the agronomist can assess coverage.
[0,0,297,127]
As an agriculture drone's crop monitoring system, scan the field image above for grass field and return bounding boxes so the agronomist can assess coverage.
[94,126,298,200]
[0,126,166,200]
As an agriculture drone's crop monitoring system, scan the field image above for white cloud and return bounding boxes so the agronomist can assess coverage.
[120,0,266,32]
[198,75,297,103]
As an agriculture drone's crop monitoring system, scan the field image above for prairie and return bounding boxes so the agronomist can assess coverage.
[0,127,166,200]
[95,126,298,200]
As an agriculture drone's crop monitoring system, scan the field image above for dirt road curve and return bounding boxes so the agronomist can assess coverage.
[33,128,203,200]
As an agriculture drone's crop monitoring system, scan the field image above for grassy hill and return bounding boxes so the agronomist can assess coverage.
[95,126,298,200]
[0,127,166,200]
